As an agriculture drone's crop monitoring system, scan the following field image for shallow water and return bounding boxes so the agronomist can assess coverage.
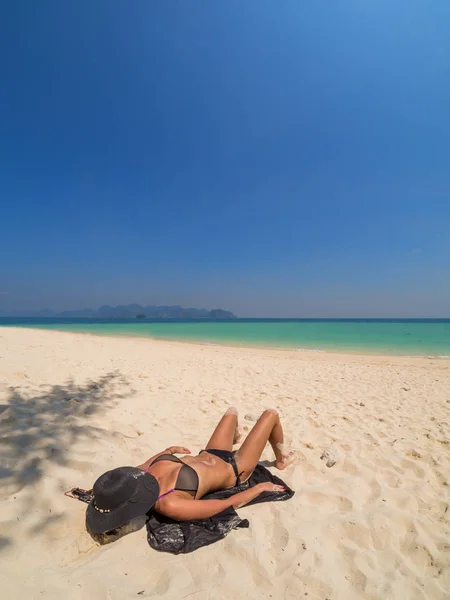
[1,318,449,356]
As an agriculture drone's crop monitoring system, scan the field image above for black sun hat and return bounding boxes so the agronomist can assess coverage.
[86,467,159,534]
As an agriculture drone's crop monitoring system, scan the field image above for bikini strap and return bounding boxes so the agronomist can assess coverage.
[229,454,244,486]
[157,488,175,500]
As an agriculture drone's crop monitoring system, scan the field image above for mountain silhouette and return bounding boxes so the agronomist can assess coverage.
[1,304,236,319]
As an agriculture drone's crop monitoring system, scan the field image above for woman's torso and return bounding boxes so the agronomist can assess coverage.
[148,451,236,506]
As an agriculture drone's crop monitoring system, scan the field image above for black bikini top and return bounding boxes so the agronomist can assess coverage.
[150,454,199,497]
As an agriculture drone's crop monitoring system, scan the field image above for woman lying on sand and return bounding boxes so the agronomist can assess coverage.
[86,408,296,534]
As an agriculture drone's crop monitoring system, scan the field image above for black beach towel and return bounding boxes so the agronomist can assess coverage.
[146,464,294,554]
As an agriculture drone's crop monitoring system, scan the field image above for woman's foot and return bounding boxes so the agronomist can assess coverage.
[275,444,297,470]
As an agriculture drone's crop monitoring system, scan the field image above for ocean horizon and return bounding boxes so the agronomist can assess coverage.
[1,317,449,357]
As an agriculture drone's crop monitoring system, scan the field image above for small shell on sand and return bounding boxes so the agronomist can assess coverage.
[320,446,341,468]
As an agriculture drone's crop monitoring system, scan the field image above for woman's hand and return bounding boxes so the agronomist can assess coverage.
[167,446,191,455]
[256,482,286,493]
[231,481,286,509]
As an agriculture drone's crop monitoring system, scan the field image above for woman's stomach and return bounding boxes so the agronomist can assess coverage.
[183,453,235,497]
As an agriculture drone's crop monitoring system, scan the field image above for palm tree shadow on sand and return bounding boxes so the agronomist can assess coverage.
[0,371,133,552]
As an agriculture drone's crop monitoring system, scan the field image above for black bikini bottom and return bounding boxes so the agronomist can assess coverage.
[202,449,244,486]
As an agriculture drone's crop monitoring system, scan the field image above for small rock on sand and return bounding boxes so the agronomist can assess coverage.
[0,405,13,423]
[407,449,422,459]
[244,413,258,422]
[320,446,341,468]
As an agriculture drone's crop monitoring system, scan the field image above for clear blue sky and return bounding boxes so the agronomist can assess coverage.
[1,1,449,317]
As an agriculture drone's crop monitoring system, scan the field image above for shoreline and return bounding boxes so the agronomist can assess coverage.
[2,325,450,366]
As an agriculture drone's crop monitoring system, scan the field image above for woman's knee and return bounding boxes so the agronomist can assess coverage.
[262,408,279,421]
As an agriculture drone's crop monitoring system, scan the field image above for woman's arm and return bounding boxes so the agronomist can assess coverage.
[136,446,191,471]
[160,482,285,521]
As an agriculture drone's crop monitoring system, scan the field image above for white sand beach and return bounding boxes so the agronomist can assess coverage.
[0,327,449,600]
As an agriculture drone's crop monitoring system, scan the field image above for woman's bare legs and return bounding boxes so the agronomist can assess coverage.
[235,409,295,481]
[205,407,241,451]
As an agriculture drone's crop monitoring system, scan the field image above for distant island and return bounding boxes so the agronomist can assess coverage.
[1,304,236,320]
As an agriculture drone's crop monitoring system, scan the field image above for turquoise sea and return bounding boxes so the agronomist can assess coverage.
[1,318,449,356]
